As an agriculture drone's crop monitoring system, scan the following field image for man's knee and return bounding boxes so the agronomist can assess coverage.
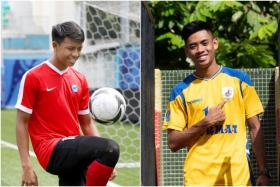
[77,136,120,167]
[105,139,120,164]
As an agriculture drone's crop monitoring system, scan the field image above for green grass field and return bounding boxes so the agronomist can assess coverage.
[1,109,140,186]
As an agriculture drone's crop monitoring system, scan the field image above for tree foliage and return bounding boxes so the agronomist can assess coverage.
[150,1,280,69]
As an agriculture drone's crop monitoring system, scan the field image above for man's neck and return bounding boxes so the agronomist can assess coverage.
[194,63,221,79]
[49,58,68,71]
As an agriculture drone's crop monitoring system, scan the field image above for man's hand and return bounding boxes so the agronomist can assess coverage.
[256,175,269,186]
[204,101,226,127]
[109,168,117,181]
[21,167,38,186]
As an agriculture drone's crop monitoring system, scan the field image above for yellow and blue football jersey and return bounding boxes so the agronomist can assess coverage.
[163,66,263,186]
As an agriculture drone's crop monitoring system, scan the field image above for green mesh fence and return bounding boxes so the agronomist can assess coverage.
[160,68,278,185]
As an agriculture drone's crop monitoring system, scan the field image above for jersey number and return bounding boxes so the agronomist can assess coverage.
[203,107,209,116]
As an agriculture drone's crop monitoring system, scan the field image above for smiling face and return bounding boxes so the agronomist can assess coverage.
[52,37,83,70]
[184,30,218,70]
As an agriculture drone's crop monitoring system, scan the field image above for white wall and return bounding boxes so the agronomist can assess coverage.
[3,1,79,34]
[3,1,81,49]
[3,1,37,36]
[32,1,80,34]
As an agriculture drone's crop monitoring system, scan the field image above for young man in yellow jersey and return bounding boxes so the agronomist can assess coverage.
[163,20,270,186]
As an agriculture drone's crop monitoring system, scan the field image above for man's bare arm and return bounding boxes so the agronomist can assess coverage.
[16,109,38,186]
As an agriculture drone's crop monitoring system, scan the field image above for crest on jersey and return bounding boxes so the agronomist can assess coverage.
[222,87,234,101]
[71,84,78,92]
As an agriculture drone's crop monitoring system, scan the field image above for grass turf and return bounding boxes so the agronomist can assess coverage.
[1,109,140,186]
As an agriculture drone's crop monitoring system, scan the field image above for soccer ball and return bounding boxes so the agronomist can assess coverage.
[90,87,126,125]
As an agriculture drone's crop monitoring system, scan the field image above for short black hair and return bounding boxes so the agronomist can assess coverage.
[181,21,213,43]
[52,21,85,44]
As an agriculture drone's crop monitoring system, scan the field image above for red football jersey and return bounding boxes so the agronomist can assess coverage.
[16,61,90,169]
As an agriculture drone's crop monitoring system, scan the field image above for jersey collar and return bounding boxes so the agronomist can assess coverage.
[46,60,69,75]
[193,66,223,81]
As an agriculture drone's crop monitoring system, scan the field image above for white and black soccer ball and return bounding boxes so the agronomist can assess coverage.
[89,87,126,125]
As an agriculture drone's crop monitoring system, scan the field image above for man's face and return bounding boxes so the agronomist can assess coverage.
[53,37,83,68]
[184,30,218,69]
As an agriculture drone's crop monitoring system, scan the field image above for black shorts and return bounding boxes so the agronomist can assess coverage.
[46,136,119,186]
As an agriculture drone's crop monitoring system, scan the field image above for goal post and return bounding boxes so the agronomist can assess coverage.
[154,69,162,185]
[141,2,157,186]
[275,66,280,184]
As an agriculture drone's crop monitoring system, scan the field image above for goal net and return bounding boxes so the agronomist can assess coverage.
[75,1,140,185]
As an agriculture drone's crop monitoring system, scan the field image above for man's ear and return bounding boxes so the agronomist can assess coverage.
[213,37,219,50]
[52,41,58,50]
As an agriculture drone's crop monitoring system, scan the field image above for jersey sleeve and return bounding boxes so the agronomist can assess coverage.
[15,72,38,114]
[163,87,187,131]
[78,76,90,115]
[241,73,264,119]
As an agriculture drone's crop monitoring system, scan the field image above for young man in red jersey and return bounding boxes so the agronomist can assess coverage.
[16,21,119,186]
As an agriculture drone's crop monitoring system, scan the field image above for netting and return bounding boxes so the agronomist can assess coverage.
[75,1,140,185]
[160,68,278,185]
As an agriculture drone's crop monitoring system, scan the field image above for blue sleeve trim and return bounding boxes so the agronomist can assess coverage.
[221,67,253,86]
[170,74,196,105]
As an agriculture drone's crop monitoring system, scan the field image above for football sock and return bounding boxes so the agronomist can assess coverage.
[86,160,114,186]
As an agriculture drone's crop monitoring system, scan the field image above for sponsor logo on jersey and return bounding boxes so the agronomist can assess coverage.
[187,98,203,105]
[222,87,234,101]
[71,84,78,92]
[206,124,238,135]
[46,87,56,92]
